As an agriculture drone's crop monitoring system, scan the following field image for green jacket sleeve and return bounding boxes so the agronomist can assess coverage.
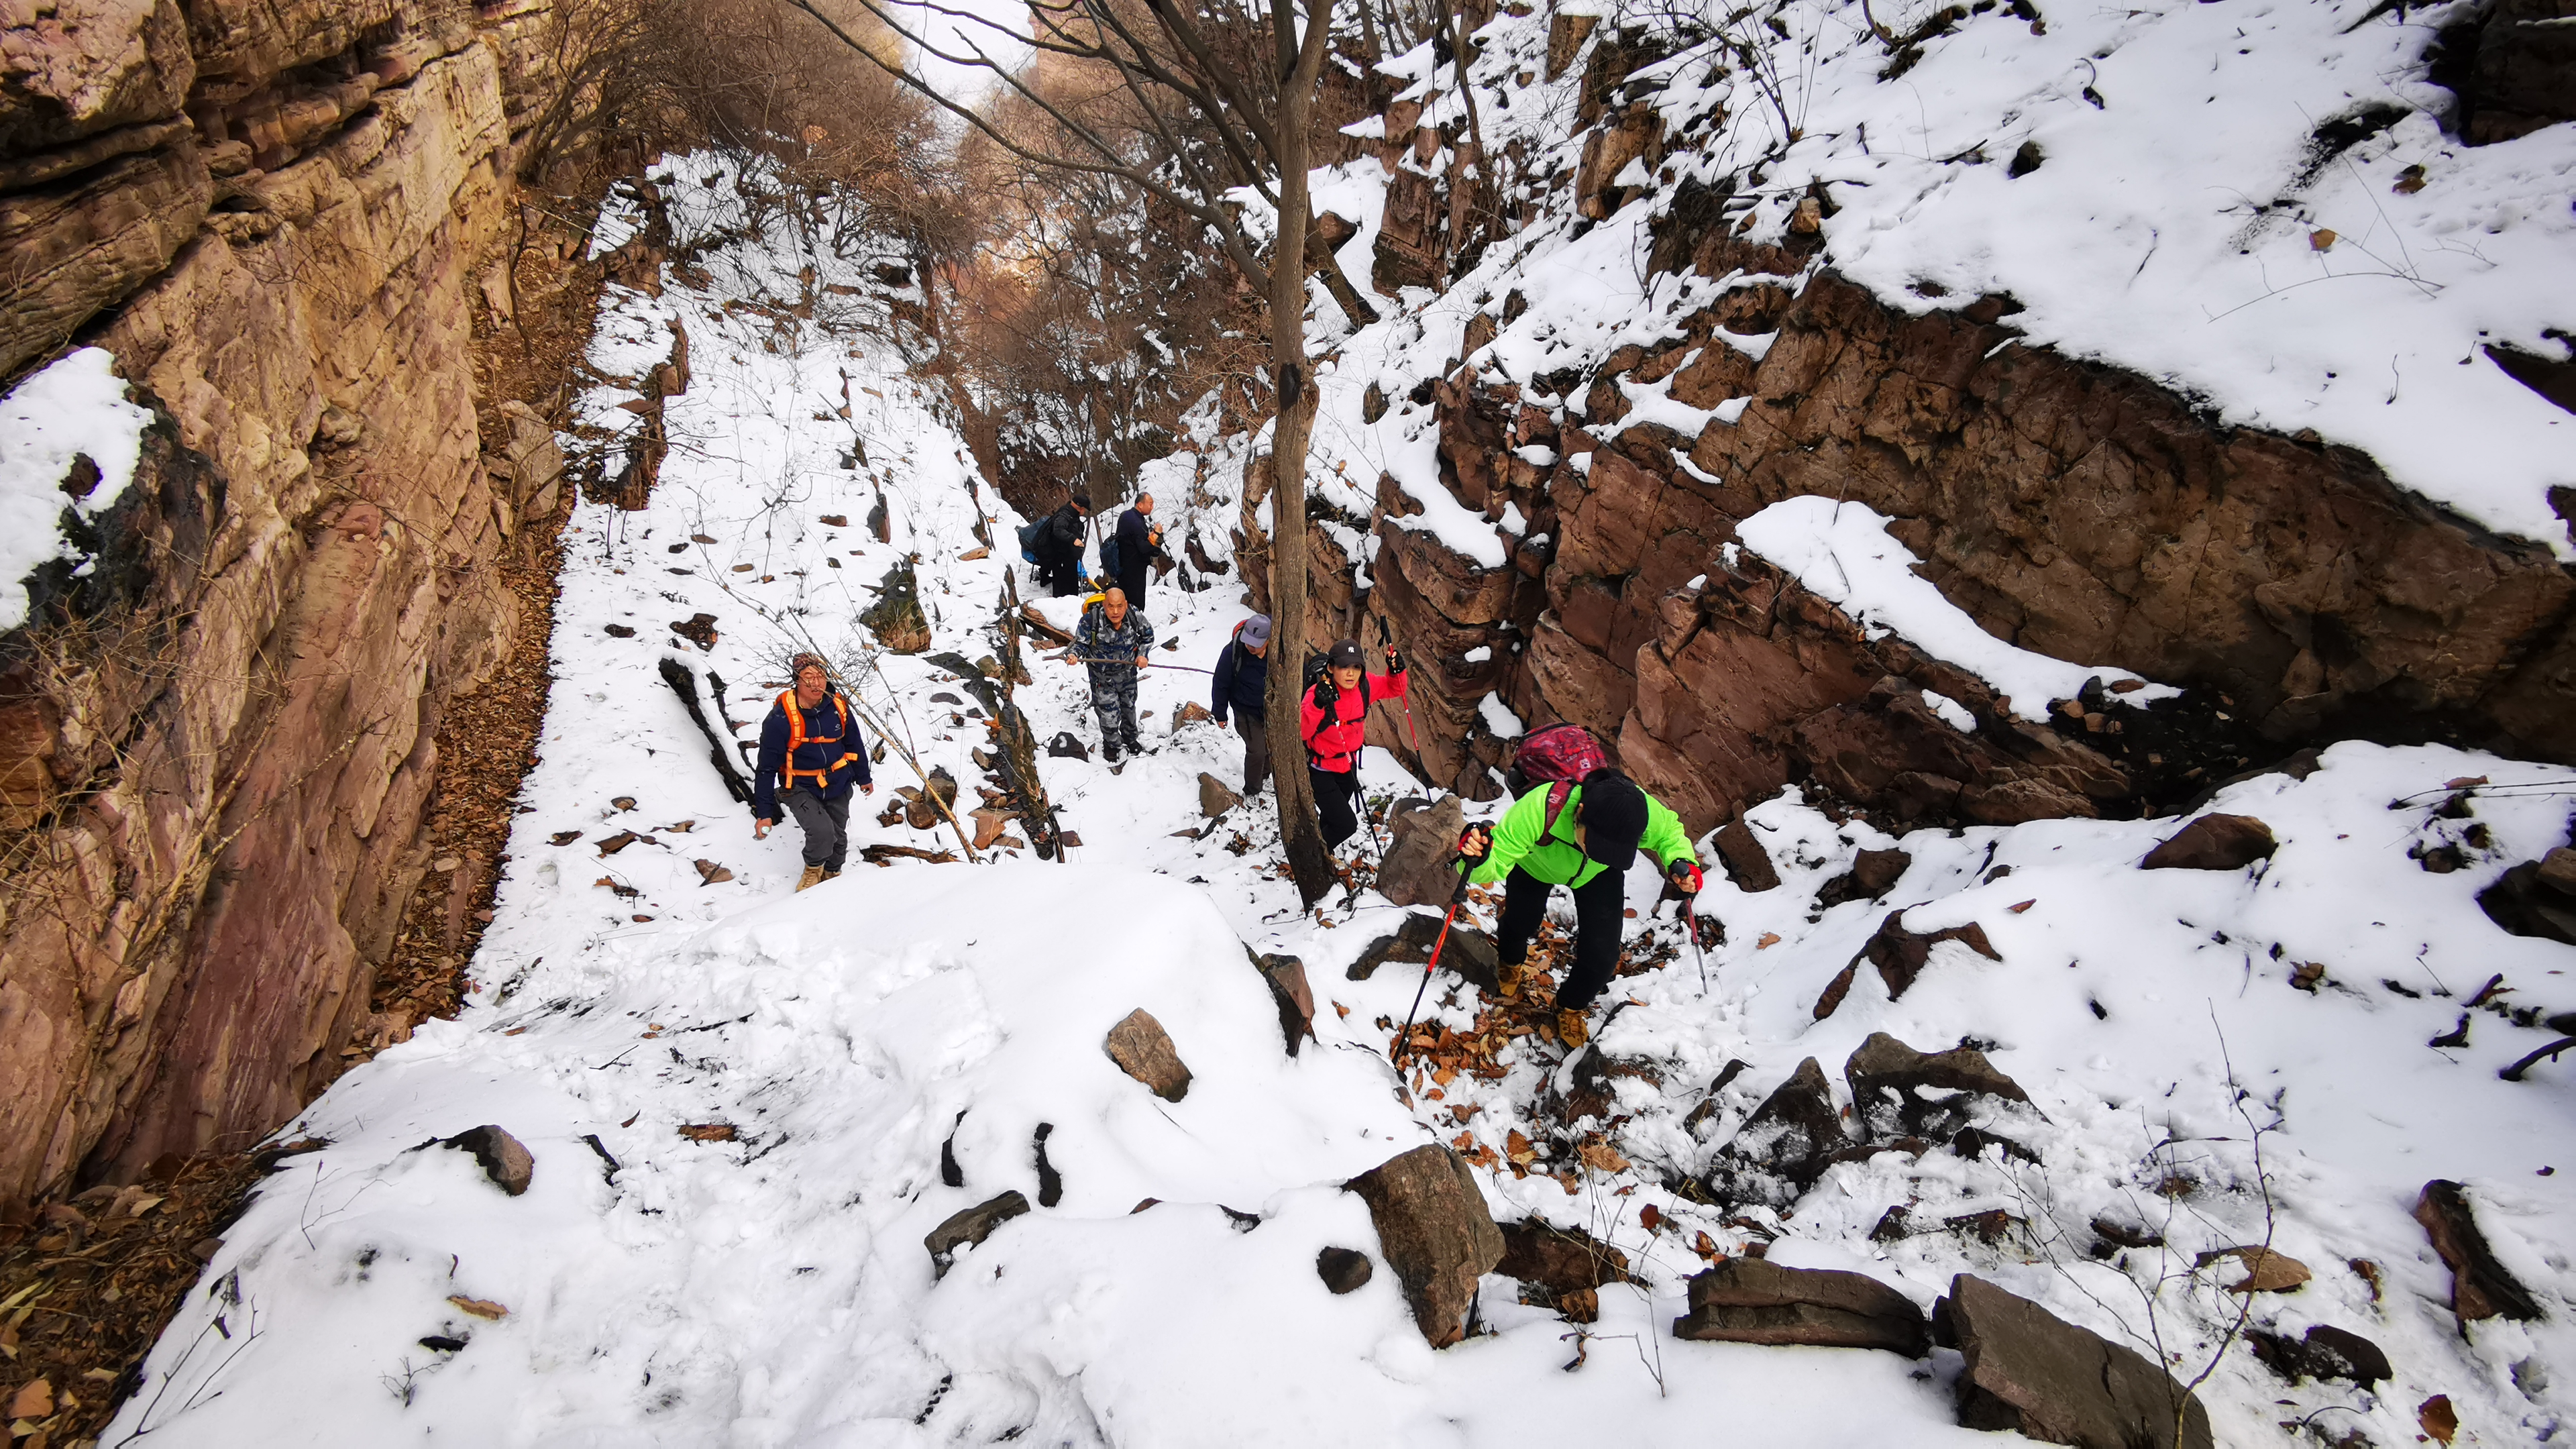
[1468,789,1547,886]
[1642,793,1695,873]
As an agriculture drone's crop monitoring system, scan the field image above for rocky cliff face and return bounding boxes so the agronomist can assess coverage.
[0,0,565,1201]
[1242,45,2574,838]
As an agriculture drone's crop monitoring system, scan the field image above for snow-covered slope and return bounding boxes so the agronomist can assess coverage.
[107,158,2576,1449]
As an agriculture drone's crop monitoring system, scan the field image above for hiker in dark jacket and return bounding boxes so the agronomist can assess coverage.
[1070,587,1155,762]
[1299,637,1406,853]
[753,653,875,891]
[1112,492,1164,605]
[1210,613,1272,796]
[1032,495,1092,597]
[1454,769,1699,1049]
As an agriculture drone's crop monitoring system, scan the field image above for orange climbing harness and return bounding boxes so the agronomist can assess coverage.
[777,688,859,790]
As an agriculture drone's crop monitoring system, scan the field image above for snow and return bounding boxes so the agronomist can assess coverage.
[1738,496,2178,718]
[108,151,2576,1449]
[1919,690,1975,733]
[0,347,153,632]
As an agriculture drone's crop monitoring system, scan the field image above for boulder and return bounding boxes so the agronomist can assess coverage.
[2139,814,2276,871]
[2414,1179,2541,1322]
[1103,1008,1191,1102]
[1496,1220,1631,1294]
[2478,852,2576,947]
[1943,1273,2213,1449]
[1711,819,1781,892]
[925,1191,1030,1278]
[1819,912,2002,1016]
[1377,794,1466,907]
[1256,952,1315,1055]
[1844,1032,2033,1142]
[1197,771,1241,818]
[1316,1246,1374,1294]
[2199,1245,2310,1294]
[1673,1257,1928,1356]
[2248,1324,2390,1387]
[1345,1144,1505,1348]
[1346,910,1498,993]
[1706,1057,1848,1204]
[439,1124,533,1196]
[1850,847,1911,896]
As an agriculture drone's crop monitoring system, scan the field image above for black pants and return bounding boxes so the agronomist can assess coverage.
[1116,563,1147,607]
[1038,554,1081,596]
[1496,865,1625,1011]
[1310,766,1362,849]
[1234,711,1271,796]
[784,786,851,872]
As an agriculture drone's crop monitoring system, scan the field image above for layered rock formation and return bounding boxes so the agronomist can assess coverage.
[0,0,566,1201]
[1241,53,2575,833]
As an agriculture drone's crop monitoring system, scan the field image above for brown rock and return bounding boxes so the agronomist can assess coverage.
[1496,1220,1631,1293]
[2414,1179,2541,1322]
[1944,1273,2213,1449]
[925,1191,1030,1279]
[1850,847,1911,896]
[1104,1008,1192,1102]
[1707,1057,1848,1202]
[439,1124,534,1197]
[1317,1246,1374,1294]
[1256,952,1315,1055]
[2246,1324,2390,1387]
[2535,845,2576,898]
[1674,1257,1929,1355]
[1346,1145,1505,1348]
[1837,910,2002,1006]
[0,0,197,153]
[1844,1032,2032,1142]
[2198,1245,2311,1293]
[2140,814,2276,871]
[1711,819,1781,892]
[0,140,211,378]
[1197,771,1242,818]
[1377,794,1465,907]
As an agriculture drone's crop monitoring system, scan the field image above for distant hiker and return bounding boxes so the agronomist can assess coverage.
[1112,491,1166,606]
[752,653,875,891]
[1299,637,1407,855]
[1025,493,1092,597]
[1453,757,1700,1051]
[1073,586,1155,762]
[1210,613,1273,796]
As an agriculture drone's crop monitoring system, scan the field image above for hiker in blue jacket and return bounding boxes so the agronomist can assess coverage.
[752,653,874,890]
[1210,613,1272,796]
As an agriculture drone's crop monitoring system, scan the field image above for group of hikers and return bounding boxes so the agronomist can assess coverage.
[750,490,1711,1049]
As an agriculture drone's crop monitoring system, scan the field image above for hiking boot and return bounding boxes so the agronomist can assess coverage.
[796,864,826,892]
[1122,733,1146,755]
[820,870,841,881]
[1103,740,1124,764]
[1556,1008,1589,1051]
[1495,961,1523,1001]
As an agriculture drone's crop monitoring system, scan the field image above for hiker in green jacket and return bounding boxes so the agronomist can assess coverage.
[1454,769,1703,1050]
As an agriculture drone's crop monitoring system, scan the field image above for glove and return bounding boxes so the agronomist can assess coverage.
[1456,823,1493,860]
[1311,675,1338,718]
[1668,858,1705,895]
[1385,646,1407,675]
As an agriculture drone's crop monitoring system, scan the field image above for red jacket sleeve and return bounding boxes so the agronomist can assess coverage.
[1299,684,1326,744]
[1367,669,1406,698]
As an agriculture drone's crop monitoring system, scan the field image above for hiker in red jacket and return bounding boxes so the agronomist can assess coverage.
[1299,638,1405,853]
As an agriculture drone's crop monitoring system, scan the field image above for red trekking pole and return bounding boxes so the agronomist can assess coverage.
[1392,859,1475,1064]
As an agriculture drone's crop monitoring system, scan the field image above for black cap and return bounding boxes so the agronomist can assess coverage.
[1576,771,1647,873]
[1328,639,1365,669]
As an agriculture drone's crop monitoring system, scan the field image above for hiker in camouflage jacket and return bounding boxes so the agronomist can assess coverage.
[1072,587,1154,762]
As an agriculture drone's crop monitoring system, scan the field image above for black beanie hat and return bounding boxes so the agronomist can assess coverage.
[1575,770,1647,872]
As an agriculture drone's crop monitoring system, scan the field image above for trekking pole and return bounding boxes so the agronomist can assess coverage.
[1392,862,1474,1064]
[1055,652,1214,673]
[1685,898,1709,994]
[1375,614,1420,753]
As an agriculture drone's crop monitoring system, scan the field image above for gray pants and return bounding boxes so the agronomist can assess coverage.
[1234,710,1271,796]
[1089,667,1140,746]
[784,786,850,871]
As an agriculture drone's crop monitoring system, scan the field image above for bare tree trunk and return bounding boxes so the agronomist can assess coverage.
[1265,63,1334,907]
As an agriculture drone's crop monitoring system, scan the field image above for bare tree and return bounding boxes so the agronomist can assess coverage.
[775,0,1373,902]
